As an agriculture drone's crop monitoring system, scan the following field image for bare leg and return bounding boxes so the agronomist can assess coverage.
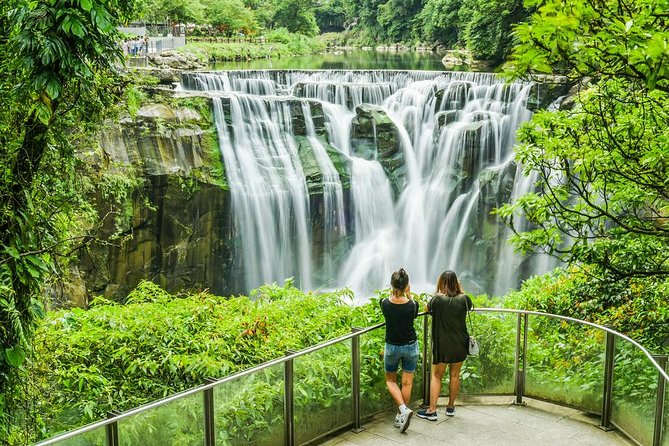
[429,363,446,412]
[385,372,405,407]
[400,371,414,405]
[447,361,463,407]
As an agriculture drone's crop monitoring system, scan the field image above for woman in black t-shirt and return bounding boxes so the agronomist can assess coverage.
[417,270,473,421]
[380,268,419,433]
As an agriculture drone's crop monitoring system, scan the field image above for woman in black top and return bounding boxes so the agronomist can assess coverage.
[417,270,473,421]
[381,268,419,433]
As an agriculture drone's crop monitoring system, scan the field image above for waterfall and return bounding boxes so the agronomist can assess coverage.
[301,102,346,279]
[183,70,550,297]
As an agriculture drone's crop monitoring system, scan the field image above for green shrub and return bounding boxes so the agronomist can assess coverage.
[505,267,669,353]
[24,281,382,442]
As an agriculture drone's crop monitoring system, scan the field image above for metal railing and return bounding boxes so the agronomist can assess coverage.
[34,309,668,446]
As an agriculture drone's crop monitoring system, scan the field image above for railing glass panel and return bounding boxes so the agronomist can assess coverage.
[118,391,204,446]
[412,317,426,404]
[525,316,603,412]
[611,336,657,446]
[213,364,284,445]
[360,328,394,417]
[49,426,105,445]
[664,391,668,446]
[294,341,352,444]
[459,311,516,395]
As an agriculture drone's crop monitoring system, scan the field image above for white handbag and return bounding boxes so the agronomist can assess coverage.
[468,335,480,356]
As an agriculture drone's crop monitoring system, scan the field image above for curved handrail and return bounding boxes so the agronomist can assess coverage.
[473,308,669,382]
[33,308,667,446]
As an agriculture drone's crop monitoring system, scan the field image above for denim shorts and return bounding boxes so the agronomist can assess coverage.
[384,341,419,373]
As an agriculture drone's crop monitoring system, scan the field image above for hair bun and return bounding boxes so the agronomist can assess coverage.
[391,268,409,291]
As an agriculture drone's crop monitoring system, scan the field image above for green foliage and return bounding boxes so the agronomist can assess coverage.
[182,31,325,61]
[204,0,258,36]
[0,0,136,442]
[416,0,462,46]
[508,0,669,91]
[376,0,423,43]
[17,278,668,444]
[314,0,528,62]
[315,0,347,33]
[498,0,669,281]
[146,0,204,25]
[24,282,359,440]
[506,268,669,352]
[459,0,527,62]
[273,0,320,36]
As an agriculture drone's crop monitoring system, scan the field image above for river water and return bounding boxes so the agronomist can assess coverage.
[211,49,450,71]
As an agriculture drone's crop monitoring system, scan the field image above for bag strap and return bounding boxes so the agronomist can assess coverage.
[466,295,475,335]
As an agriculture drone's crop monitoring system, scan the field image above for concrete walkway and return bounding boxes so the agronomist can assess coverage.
[318,396,634,446]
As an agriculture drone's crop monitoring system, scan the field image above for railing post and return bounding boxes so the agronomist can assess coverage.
[351,328,364,432]
[204,378,217,446]
[600,329,616,430]
[422,314,431,407]
[105,411,120,446]
[284,351,295,446]
[513,313,527,405]
[652,355,667,446]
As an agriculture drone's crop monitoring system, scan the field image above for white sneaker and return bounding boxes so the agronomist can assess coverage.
[399,409,413,433]
[393,413,401,428]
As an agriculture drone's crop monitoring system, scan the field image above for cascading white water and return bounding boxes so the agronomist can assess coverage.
[211,94,312,291]
[183,70,552,297]
[300,102,347,279]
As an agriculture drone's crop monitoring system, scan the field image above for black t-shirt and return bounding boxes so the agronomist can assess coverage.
[381,298,419,345]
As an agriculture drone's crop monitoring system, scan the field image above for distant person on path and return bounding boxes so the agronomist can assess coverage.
[381,268,419,433]
[417,270,473,421]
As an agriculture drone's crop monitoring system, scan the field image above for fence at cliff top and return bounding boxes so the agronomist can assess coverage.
[188,36,267,44]
[178,70,555,298]
[33,309,668,446]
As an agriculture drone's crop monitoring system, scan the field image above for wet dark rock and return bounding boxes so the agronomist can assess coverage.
[527,76,572,111]
[351,104,405,197]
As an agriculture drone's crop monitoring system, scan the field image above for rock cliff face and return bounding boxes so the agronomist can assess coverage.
[79,94,236,301]
[76,92,397,302]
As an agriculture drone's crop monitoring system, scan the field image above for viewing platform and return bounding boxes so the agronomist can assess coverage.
[321,396,633,446]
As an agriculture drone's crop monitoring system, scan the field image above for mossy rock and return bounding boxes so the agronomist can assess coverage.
[295,135,351,194]
[351,104,405,197]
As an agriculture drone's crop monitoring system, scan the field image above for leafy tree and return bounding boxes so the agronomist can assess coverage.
[0,0,135,442]
[273,0,319,36]
[203,0,258,36]
[416,0,462,46]
[315,0,347,33]
[459,0,527,61]
[152,0,204,25]
[349,0,385,41]
[377,0,423,42]
[242,0,276,30]
[497,0,669,280]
